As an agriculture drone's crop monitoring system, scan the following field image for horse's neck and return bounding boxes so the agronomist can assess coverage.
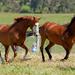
[9,22,29,34]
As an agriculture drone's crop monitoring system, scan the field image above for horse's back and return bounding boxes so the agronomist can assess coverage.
[40,22,66,35]
[0,24,9,32]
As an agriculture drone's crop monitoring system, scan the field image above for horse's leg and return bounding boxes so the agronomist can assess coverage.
[61,48,71,61]
[4,45,9,62]
[45,41,54,60]
[62,44,72,61]
[11,45,17,59]
[64,49,70,60]
[40,37,46,62]
[20,43,28,58]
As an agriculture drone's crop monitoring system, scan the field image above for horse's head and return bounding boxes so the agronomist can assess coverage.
[15,16,40,30]
[24,16,40,30]
[64,16,75,36]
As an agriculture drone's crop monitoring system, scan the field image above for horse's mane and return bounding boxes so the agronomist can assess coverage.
[9,16,33,30]
[64,16,75,36]
[67,16,75,29]
[9,17,24,30]
[8,16,39,31]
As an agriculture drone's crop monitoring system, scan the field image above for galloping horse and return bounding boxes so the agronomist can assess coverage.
[39,16,75,62]
[0,16,40,62]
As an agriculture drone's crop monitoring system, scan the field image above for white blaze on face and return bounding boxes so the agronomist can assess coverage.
[35,22,39,26]
[33,22,39,35]
[35,22,39,35]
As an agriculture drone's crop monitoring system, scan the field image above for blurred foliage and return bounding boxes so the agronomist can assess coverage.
[21,5,31,13]
[0,0,75,13]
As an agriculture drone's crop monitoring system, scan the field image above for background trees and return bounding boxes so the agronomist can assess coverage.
[0,0,75,13]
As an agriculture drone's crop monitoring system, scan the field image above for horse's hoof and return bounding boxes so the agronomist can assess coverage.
[42,59,45,62]
[5,61,10,64]
[5,58,12,64]
[49,57,52,60]
[60,59,66,61]
[9,58,14,62]
[14,53,17,58]
[47,57,52,61]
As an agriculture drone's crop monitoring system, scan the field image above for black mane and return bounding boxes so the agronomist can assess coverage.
[67,16,75,29]
[64,16,75,36]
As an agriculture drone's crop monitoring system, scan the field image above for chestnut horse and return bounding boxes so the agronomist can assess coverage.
[39,16,75,62]
[0,16,40,62]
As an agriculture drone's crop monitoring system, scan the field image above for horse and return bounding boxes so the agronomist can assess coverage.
[0,16,40,62]
[39,16,75,62]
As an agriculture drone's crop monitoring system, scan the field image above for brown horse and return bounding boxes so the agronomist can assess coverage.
[39,16,75,62]
[0,25,21,61]
[0,16,40,62]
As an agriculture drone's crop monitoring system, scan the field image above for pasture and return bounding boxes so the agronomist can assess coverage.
[0,13,75,75]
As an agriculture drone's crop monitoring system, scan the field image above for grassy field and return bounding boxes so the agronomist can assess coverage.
[0,13,75,75]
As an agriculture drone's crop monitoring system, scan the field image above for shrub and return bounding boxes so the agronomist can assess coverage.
[20,5,31,13]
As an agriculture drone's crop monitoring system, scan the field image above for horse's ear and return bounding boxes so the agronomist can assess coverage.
[36,17,41,20]
[32,16,41,20]
[15,17,24,22]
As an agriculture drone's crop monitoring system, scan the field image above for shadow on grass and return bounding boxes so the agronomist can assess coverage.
[20,57,32,61]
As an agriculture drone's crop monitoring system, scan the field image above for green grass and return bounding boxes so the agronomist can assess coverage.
[0,13,74,24]
[0,13,75,75]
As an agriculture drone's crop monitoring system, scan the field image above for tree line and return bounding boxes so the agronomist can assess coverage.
[0,0,75,13]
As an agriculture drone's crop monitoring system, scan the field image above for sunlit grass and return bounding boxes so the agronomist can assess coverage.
[0,52,75,75]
